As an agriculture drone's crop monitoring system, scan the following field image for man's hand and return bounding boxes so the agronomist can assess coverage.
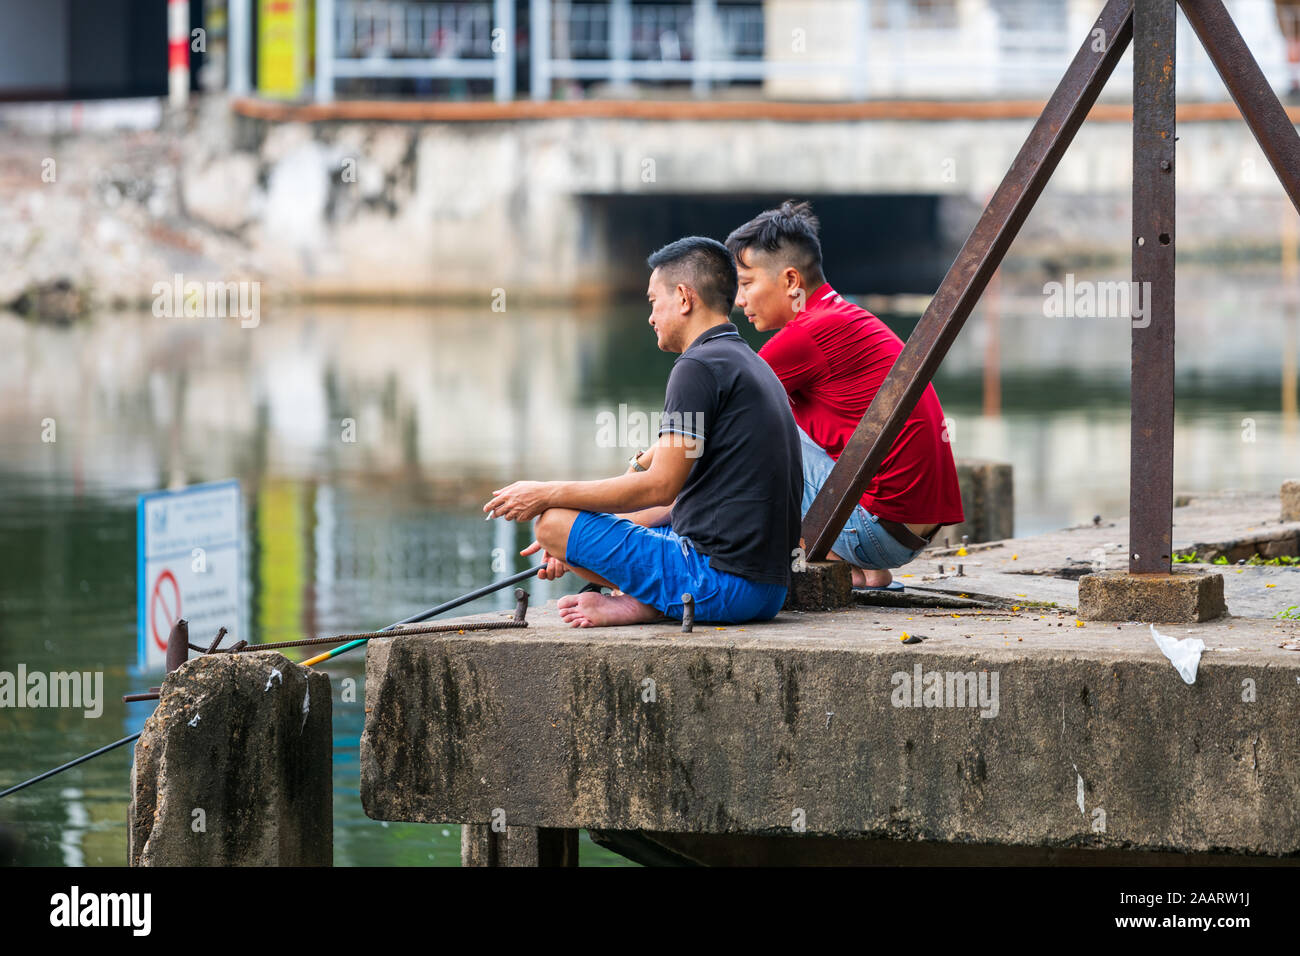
[521,540,568,580]
[484,481,553,522]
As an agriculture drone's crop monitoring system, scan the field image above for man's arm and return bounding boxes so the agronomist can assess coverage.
[547,433,696,514]
[618,446,672,527]
[484,432,698,522]
[617,503,673,528]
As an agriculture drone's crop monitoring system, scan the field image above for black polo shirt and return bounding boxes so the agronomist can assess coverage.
[660,322,803,587]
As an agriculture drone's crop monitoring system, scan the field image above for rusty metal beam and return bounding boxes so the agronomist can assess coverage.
[801,0,1136,559]
[1129,0,1177,573]
[1177,0,1300,217]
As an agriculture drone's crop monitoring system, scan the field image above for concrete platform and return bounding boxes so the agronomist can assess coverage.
[358,491,1300,864]
[888,490,1300,618]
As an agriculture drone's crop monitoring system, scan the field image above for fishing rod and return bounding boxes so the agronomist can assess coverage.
[0,564,543,799]
[301,564,541,666]
[0,732,143,799]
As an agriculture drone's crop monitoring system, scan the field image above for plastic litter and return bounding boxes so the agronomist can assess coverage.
[1149,624,1204,684]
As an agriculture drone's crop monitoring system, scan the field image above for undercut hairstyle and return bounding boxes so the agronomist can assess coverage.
[646,236,739,316]
[724,199,825,287]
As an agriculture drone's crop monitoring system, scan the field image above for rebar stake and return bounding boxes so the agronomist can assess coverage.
[681,593,695,633]
[513,588,529,623]
[206,626,228,654]
[165,619,189,674]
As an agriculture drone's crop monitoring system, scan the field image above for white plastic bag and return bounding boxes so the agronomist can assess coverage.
[1149,624,1205,685]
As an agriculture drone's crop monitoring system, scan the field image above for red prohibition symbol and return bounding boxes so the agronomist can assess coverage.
[150,569,181,651]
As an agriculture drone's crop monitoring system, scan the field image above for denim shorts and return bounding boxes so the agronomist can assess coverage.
[563,510,787,623]
[797,425,927,570]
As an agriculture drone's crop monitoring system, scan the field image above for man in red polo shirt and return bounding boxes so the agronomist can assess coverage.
[725,200,964,589]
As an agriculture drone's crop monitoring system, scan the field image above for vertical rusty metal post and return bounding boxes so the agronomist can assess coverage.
[800,0,1135,560]
[1129,0,1177,573]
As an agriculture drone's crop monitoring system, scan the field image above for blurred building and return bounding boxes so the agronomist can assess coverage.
[0,0,173,100]
[0,0,1296,104]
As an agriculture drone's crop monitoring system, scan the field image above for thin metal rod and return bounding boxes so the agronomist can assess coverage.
[801,0,1135,559]
[1177,0,1300,217]
[1130,0,1177,572]
[0,732,141,799]
[3,566,543,797]
[389,565,541,627]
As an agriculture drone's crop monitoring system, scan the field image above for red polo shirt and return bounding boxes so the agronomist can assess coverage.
[757,284,964,526]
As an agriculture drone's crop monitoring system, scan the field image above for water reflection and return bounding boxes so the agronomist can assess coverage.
[0,261,1296,866]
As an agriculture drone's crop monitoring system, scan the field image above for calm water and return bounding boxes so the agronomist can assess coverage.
[1,262,1296,865]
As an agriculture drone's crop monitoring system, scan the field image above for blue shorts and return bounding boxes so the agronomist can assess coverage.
[797,425,928,570]
[563,510,787,624]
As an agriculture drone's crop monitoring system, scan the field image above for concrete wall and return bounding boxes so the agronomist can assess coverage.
[1,95,1297,304]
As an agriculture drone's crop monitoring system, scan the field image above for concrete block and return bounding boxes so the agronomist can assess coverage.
[129,651,332,866]
[1078,570,1226,623]
[1259,535,1300,558]
[783,560,852,611]
[1283,480,1300,522]
[950,458,1014,545]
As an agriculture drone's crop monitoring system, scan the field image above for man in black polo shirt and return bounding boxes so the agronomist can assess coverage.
[483,236,803,627]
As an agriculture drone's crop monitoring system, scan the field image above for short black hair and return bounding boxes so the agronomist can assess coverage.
[646,236,738,316]
[724,199,824,285]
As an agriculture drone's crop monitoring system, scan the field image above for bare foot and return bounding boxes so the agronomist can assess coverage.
[558,591,665,627]
[858,568,893,589]
[824,548,888,589]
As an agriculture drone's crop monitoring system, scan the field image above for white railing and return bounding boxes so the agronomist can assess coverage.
[529,0,1076,101]
[301,0,1298,105]
[534,0,767,96]
[317,0,514,102]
